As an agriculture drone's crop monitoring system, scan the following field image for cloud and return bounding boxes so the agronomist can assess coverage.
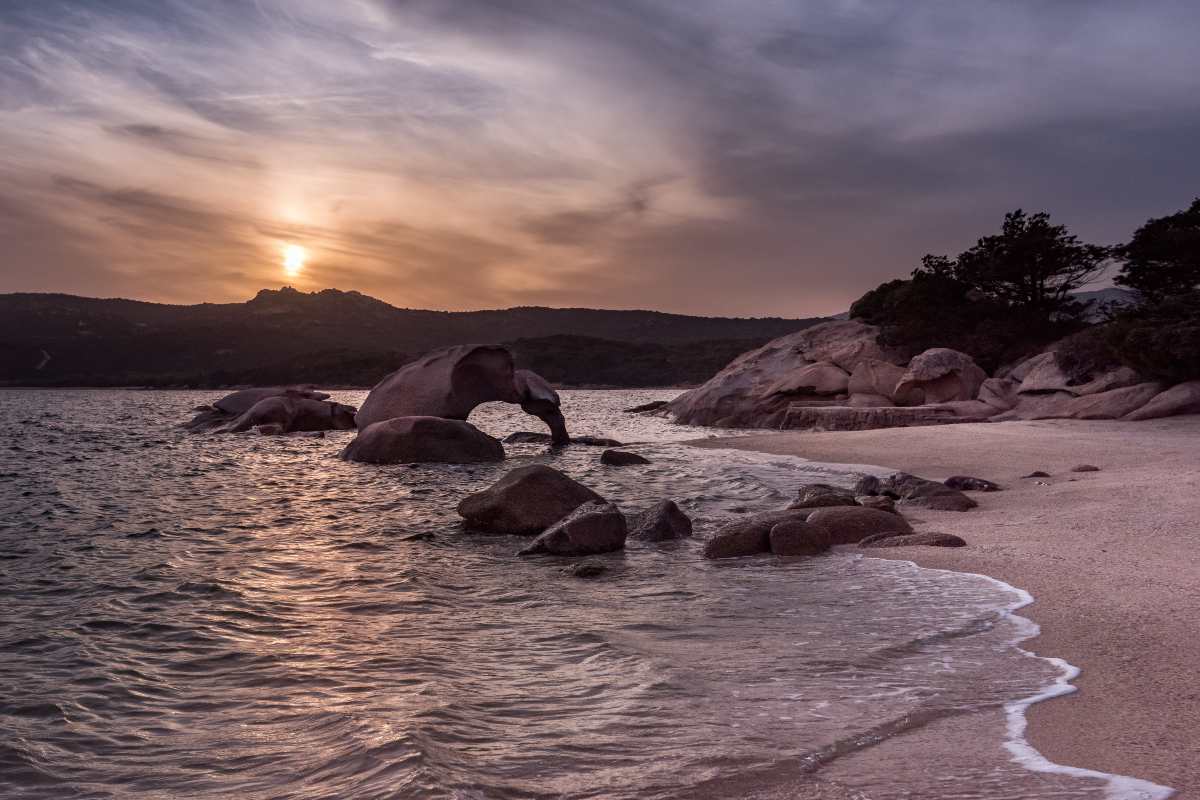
[1,0,1199,315]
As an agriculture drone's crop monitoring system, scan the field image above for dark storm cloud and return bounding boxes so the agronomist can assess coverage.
[1,0,1199,314]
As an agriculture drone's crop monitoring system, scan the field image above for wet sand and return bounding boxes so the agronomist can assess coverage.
[691,416,1200,797]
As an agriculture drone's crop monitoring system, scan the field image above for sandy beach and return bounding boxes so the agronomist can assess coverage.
[692,416,1200,797]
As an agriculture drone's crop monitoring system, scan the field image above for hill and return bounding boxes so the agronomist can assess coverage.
[0,288,822,388]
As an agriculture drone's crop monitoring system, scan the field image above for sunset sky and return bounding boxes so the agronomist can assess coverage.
[2,1,1199,317]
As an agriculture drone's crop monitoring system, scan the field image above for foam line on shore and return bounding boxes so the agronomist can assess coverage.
[911,563,1175,800]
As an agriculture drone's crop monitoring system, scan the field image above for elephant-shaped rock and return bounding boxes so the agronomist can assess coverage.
[186,387,353,433]
[354,344,569,444]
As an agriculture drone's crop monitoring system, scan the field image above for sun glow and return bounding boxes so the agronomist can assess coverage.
[282,244,306,276]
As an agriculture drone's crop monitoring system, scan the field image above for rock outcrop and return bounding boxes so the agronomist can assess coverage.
[1125,381,1200,421]
[847,359,910,404]
[702,510,814,559]
[860,473,978,512]
[518,502,627,556]
[788,484,859,510]
[895,348,988,405]
[628,500,693,542]
[457,465,604,535]
[340,416,504,464]
[805,506,913,544]
[355,344,568,444]
[780,405,983,431]
[185,387,349,433]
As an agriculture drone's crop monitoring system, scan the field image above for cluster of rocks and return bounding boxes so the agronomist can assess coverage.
[185,387,358,434]
[665,320,1200,431]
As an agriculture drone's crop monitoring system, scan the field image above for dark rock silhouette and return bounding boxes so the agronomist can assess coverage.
[185,387,353,433]
[457,465,603,535]
[805,506,913,544]
[769,520,831,556]
[518,502,627,556]
[340,416,504,464]
[944,476,1002,492]
[628,500,692,542]
[601,449,649,466]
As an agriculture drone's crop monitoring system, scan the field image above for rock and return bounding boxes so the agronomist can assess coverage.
[856,495,897,513]
[762,361,850,397]
[212,386,330,416]
[255,423,285,436]
[847,359,909,403]
[1071,366,1143,396]
[401,532,436,541]
[1066,382,1163,420]
[1015,352,1072,394]
[934,400,1003,419]
[944,475,1001,492]
[563,560,607,578]
[457,465,604,535]
[1071,464,1101,472]
[702,510,811,559]
[848,393,895,407]
[805,506,913,545]
[340,416,505,465]
[1125,380,1200,421]
[623,400,669,413]
[218,395,358,434]
[355,344,568,444]
[628,500,693,541]
[518,501,627,556]
[788,483,859,510]
[504,432,623,447]
[601,449,650,466]
[895,348,988,405]
[665,320,904,428]
[854,474,884,496]
[883,473,978,511]
[859,531,967,548]
[1022,470,1051,478]
[978,377,1020,410]
[780,405,981,431]
[768,520,831,556]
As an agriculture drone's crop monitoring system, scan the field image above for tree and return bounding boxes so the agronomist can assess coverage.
[917,209,1111,317]
[1115,198,1200,302]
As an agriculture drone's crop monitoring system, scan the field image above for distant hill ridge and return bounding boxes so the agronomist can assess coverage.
[0,288,823,388]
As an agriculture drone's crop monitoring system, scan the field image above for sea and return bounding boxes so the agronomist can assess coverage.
[0,389,1174,800]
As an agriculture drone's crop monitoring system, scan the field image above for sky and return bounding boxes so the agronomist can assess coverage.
[1,1,1199,317]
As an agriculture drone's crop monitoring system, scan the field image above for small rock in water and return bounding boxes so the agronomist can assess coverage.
[601,449,650,466]
[859,531,967,548]
[401,532,435,542]
[127,528,161,539]
[1022,470,1051,478]
[628,500,692,541]
[944,475,1001,492]
[563,560,607,578]
[518,501,627,556]
[1071,464,1101,473]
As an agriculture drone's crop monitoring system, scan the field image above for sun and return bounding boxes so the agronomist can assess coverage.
[282,244,306,276]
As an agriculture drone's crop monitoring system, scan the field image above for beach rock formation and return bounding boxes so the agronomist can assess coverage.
[861,473,978,512]
[185,387,347,433]
[702,509,815,559]
[504,432,623,447]
[857,495,897,514]
[354,344,568,444]
[805,506,913,544]
[894,348,988,405]
[847,359,910,404]
[944,476,1001,492]
[780,405,984,431]
[340,416,504,464]
[628,500,693,542]
[1125,380,1200,421]
[601,449,650,466]
[458,465,604,535]
[666,320,903,428]
[769,520,831,556]
[214,386,330,416]
[788,483,859,509]
[859,531,967,548]
[518,502,627,556]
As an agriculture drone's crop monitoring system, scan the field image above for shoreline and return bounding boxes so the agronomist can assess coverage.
[691,417,1200,797]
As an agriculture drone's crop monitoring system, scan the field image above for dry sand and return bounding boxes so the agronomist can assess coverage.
[691,416,1200,797]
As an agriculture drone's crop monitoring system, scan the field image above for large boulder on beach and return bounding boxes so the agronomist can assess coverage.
[769,520,831,556]
[219,395,358,434]
[883,473,978,511]
[340,416,504,464]
[805,506,913,544]
[457,465,604,535]
[894,348,987,405]
[788,483,859,510]
[1125,380,1200,421]
[518,501,627,556]
[628,500,692,542]
[355,344,569,444]
[978,377,1020,410]
[666,320,903,428]
[703,509,814,559]
[847,359,909,404]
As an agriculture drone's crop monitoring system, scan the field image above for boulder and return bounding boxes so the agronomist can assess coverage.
[769,520,831,556]
[628,500,693,542]
[857,495,897,514]
[788,483,859,510]
[895,348,988,405]
[978,377,1020,410]
[763,361,850,397]
[213,386,330,416]
[780,405,978,431]
[665,320,903,428]
[518,502,627,556]
[871,473,978,511]
[859,532,967,548]
[1125,380,1200,421]
[1071,366,1143,396]
[931,400,1003,419]
[601,449,650,466]
[1022,470,1051,478]
[806,506,913,544]
[1071,464,1101,473]
[944,476,1001,492]
[1015,352,1071,394]
[1066,382,1163,420]
[848,393,895,407]
[703,510,812,559]
[457,465,604,534]
[340,416,504,465]
[219,395,358,434]
[355,344,568,444]
[623,400,669,413]
[847,359,909,403]
[993,392,1076,421]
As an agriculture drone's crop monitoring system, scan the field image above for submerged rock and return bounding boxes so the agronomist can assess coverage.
[457,465,604,535]
[504,432,623,447]
[341,416,504,465]
[628,500,692,542]
[518,502,627,556]
[563,560,608,578]
[600,449,650,466]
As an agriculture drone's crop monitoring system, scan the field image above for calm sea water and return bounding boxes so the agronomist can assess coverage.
[0,389,1170,799]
